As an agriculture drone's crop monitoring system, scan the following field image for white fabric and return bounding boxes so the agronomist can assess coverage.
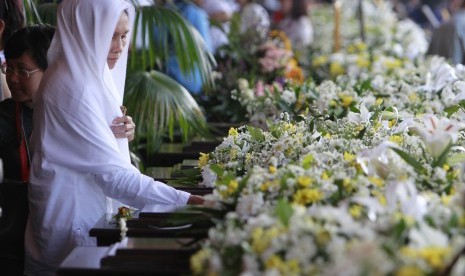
[278,16,314,51]
[201,0,234,51]
[25,0,190,274]
[240,3,270,40]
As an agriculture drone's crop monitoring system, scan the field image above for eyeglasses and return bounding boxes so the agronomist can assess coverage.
[1,65,42,78]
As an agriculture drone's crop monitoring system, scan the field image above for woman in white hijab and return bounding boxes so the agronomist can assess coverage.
[25,0,203,274]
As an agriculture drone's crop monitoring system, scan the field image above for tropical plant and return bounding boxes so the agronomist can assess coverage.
[21,0,215,156]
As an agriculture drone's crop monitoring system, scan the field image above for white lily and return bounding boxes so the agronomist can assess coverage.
[347,102,373,125]
[356,141,402,179]
[414,114,465,159]
[422,57,458,93]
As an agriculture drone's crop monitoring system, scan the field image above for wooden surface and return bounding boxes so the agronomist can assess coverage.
[58,237,199,275]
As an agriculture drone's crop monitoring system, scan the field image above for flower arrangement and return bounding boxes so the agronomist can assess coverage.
[187,1,465,274]
[113,206,134,240]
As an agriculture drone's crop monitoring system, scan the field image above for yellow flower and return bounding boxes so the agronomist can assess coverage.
[344,152,356,162]
[297,176,313,187]
[293,188,324,205]
[375,98,384,106]
[315,230,331,246]
[252,227,280,254]
[330,62,345,76]
[260,181,270,192]
[228,180,238,194]
[312,55,328,67]
[340,95,353,108]
[356,56,370,68]
[265,255,285,271]
[441,194,452,205]
[190,248,211,274]
[198,152,209,168]
[269,166,277,173]
[349,204,363,219]
[418,247,452,270]
[285,259,301,275]
[384,58,402,70]
[389,135,404,145]
[388,119,397,128]
[395,266,425,276]
[229,148,238,159]
[343,178,353,192]
[408,93,418,102]
[228,127,238,137]
[321,171,330,180]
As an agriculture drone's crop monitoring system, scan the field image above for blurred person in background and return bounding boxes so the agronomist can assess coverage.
[427,0,465,64]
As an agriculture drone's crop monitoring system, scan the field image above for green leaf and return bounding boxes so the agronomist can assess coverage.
[125,70,210,154]
[209,164,225,177]
[391,147,425,173]
[274,199,294,227]
[128,4,216,88]
[247,126,265,143]
[447,153,465,166]
[444,105,460,118]
[458,100,465,110]
[432,141,453,168]
[302,154,314,169]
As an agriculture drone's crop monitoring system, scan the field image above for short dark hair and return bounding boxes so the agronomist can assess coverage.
[5,25,55,70]
[290,0,308,20]
[0,0,25,45]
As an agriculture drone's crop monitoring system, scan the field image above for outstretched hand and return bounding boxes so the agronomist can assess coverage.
[111,116,136,142]
[187,195,205,205]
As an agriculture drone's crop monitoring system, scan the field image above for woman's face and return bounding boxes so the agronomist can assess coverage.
[5,52,44,106]
[107,12,130,70]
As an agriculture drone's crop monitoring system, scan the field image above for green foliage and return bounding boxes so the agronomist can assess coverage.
[274,199,294,227]
[125,70,210,154]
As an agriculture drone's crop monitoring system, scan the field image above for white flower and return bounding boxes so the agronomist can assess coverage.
[235,193,265,218]
[356,141,402,179]
[385,180,427,220]
[201,166,217,188]
[409,222,449,248]
[347,102,372,125]
[281,90,296,105]
[414,114,465,159]
[422,57,458,93]
[238,78,249,90]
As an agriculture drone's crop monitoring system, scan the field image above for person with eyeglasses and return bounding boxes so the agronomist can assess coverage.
[0,24,54,276]
[0,0,24,102]
[0,25,54,183]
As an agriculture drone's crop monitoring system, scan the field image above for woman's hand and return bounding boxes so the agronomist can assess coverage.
[111,116,135,142]
[187,195,205,205]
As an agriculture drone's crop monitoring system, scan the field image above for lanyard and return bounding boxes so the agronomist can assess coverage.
[15,102,29,182]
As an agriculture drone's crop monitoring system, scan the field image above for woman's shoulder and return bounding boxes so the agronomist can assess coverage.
[0,98,15,116]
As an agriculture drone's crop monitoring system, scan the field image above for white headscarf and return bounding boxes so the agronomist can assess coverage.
[32,0,134,170]
[27,1,190,273]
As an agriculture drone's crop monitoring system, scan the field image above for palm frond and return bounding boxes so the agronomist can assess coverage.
[129,4,216,89]
[22,0,43,24]
[35,3,58,26]
[125,70,210,154]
